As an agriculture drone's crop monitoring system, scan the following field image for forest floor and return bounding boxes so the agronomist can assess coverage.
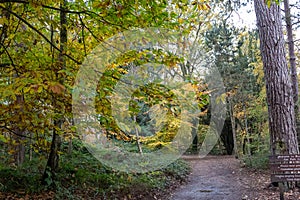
[2,155,300,199]
[169,155,300,200]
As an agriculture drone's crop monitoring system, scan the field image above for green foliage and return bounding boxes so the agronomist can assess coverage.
[162,159,191,180]
[243,150,270,169]
[204,17,268,156]
[0,0,281,198]
[0,158,46,193]
[265,0,281,7]
[0,0,201,166]
[0,142,191,199]
[242,129,270,169]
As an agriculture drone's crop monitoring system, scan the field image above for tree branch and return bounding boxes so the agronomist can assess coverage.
[0,0,84,14]
[0,125,32,139]
[0,5,82,64]
[0,63,12,67]
[0,42,20,76]
[0,0,126,26]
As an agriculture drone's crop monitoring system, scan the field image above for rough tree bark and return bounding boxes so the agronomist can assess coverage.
[284,0,300,167]
[283,0,298,106]
[254,0,299,155]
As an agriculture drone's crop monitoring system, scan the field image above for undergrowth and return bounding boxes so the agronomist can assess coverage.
[243,150,270,169]
[0,140,191,199]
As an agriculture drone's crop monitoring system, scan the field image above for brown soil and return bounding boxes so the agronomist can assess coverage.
[169,155,300,200]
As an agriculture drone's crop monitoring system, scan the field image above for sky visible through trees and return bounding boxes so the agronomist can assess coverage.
[232,0,300,38]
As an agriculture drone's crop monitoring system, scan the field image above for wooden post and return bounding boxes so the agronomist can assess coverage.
[279,182,284,200]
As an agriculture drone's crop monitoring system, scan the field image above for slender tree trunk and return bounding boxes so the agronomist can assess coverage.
[133,115,143,154]
[13,130,25,165]
[42,0,67,184]
[191,117,199,153]
[13,94,25,165]
[228,98,238,158]
[254,0,299,155]
[283,0,298,107]
[67,119,74,155]
[29,132,33,161]
[43,121,61,177]
[243,103,252,165]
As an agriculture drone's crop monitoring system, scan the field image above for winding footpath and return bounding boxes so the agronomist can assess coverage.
[169,156,255,200]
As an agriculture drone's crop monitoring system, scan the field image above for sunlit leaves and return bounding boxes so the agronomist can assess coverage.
[192,0,211,10]
[265,0,282,7]
[0,0,213,161]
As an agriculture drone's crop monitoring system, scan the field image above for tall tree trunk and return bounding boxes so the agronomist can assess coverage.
[13,91,25,165]
[228,98,238,158]
[243,102,252,165]
[283,0,298,107]
[133,115,143,154]
[42,0,67,184]
[254,0,299,155]
[283,0,300,151]
[191,117,199,153]
[29,132,33,161]
[13,129,25,165]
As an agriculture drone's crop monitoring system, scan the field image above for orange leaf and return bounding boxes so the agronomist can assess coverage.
[49,83,65,94]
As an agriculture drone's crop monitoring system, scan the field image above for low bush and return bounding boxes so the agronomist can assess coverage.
[243,150,270,169]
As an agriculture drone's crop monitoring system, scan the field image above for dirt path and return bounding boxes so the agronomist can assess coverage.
[169,155,300,200]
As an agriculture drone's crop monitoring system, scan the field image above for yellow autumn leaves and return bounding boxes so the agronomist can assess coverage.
[192,0,211,11]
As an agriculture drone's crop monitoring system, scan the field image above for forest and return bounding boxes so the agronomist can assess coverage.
[0,0,300,199]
